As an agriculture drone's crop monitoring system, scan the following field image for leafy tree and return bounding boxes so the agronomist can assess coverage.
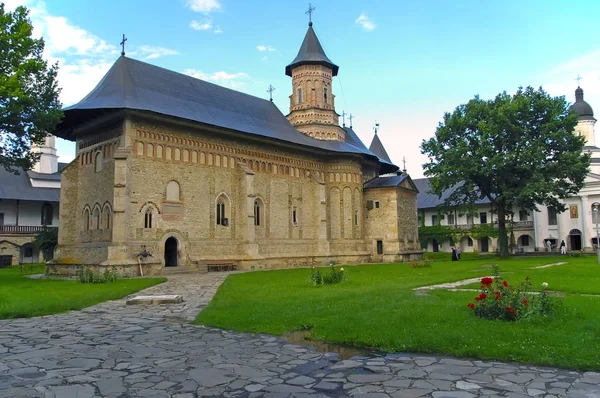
[34,227,57,261]
[0,4,62,173]
[421,86,590,259]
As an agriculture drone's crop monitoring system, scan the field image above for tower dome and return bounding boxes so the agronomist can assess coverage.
[570,86,595,121]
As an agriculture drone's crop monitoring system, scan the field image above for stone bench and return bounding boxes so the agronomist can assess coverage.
[207,263,237,272]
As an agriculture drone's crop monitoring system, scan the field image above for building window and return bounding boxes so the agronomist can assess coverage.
[166,180,180,202]
[102,206,112,229]
[376,240,383,255]
[93,207,100,230]
[144,209,153,228]
[519,210,528,222]
[297,88,303,104]
[84,209,90,231]
[24,246,33,258]
[548,207,557,226]
[0,213,4,227]
[324,87,328,104]
[354,211,358,226]
[466,215,473,225]
[254,199,263,226]
[374,201,380,209]
[521,235,530,246]
[41,202,53,226]
[431,215,438,226]
[292,207,297,224]
[467,237,473,247]
[480,212,487,224]
[216,197,227,226]
[447,213,455,225]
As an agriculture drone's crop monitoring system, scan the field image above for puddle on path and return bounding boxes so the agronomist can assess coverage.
[282,330,374,360]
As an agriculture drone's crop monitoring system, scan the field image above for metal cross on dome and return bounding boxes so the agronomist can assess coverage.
[576,74,583,87]
[267,84,276,102]
[120,34,127,56]
[306,3,316,24]
[348,113,354,128]
[341,111,346,127]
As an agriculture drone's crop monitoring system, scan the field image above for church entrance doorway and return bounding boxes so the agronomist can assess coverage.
[164,237,178,267]
[569,229,582,251]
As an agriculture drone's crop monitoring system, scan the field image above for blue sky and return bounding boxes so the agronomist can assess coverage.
[6,0,600,177]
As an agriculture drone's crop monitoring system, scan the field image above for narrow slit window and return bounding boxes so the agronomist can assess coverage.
[254,200,261,226]
[297,88,303,104]
[292,207,297,224]
[144,210,153,228]
[217,199,226,225]
[324,87,328,104]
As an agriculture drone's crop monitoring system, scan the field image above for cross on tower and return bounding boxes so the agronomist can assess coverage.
[373,122,380,134]
[402,156,407,171]
[120,34,127,56]
[576,74,583,87]
[348,114,354,128]
[267,84,276,102]
[305,3,316,25]
[341,111,346,127]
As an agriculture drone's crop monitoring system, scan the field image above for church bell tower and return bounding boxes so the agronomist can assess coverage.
[286,17,345,141]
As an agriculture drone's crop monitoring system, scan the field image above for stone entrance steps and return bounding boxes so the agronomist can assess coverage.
[162,265,208,275]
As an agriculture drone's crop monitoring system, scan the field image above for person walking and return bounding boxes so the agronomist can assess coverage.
[545,240,552,252]
[451,247,458,261]
[560,240,566,255]
[456,246,461,260]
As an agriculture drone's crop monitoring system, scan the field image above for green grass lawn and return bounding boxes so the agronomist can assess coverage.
[195,254,600,370]
[0,264,165,319]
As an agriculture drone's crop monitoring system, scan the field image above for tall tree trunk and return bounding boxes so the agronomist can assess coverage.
[497,205,510,259]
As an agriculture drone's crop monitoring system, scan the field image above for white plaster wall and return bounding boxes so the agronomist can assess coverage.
[0,200,60,227]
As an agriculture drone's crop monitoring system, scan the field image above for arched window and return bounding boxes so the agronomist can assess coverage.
[216,196,228,226]
[254,199,264,226]
[41,202,53,226]
[102,205,112,229]
[297,87,303,104]
[93,207,101,230]
[324,87,328,104]
[83,208,90,231]
[166,180,180,202]
[94,152,103,172]
[144,208,153,228]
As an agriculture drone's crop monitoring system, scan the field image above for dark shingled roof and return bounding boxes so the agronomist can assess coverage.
[285,23,339,77]
[363,174,418,192]
[413,178,491,209]
[570,87,595,121]
[368,133,392,164]
[343,127,397,173]
[57,57,395,172]
[0,163,67,202]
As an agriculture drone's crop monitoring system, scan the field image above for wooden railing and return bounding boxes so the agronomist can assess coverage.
[0,226,58,234]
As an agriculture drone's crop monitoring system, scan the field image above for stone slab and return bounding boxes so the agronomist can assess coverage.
[126,295,183,305]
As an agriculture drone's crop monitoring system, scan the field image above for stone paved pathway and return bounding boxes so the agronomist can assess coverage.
[1,273,599,398]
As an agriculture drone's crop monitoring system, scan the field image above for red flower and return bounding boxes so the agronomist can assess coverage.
[475,296,481,301]
[522,298,528,306]
[503,280,508,287]
[545,290,549,295]
[481,277,493,286]
[468,303,475,309]
[479,293,487,300]
[505,305,515,314]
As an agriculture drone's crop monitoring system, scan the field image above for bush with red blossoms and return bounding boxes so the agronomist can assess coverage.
[467,266,558,321]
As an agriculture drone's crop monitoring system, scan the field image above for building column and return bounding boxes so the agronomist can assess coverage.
[581,195,590,249]
[238,162,258,257]
[532,209,542,251]
[312,172,330,254]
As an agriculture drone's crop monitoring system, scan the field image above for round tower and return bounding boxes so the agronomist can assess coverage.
[570,85,596,146]
[31,135,58,174]
[286,22,345,141]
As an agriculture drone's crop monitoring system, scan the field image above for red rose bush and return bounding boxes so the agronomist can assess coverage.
[468,267,557,321]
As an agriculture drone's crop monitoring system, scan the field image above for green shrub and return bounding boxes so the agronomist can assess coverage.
[77,266,119,284]
[310,265,347,286]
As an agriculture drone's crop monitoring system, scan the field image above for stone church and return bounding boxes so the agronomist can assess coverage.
[49,22,422,275]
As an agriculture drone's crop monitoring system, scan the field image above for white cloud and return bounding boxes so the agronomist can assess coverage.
[257,45,275,52]
[137,45,178,60]
[355,13,376,32]
[184,69,248,89]
[186,0,221,14]
[190,19,213,30]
